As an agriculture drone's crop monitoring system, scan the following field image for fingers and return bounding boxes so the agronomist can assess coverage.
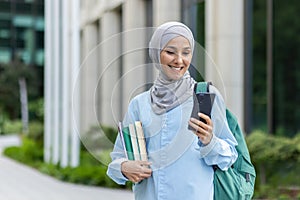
[132,176,141,183]
[189,113,213,145]
[188,119,200,132]
[189,117,211,133]
[137,160,152,167]
[130,168,152,183]
[198,113,212,126]
[137,161,152,174]
[121,160,152,183]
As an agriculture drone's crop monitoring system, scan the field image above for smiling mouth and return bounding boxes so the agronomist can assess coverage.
[168,65,184,71]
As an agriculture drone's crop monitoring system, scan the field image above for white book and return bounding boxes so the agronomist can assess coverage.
[134,121,148,161]
[129,123,141,160]
[118,122,128,159]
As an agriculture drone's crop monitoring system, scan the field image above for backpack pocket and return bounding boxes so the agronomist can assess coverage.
[213,155,256,200]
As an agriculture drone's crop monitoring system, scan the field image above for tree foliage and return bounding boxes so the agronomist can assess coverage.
[273,0,300,136]
[247,130,300,198]
[0,61,41,119]
[252,0,300,136]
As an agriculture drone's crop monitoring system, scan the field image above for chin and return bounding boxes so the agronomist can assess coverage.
[168,74,184,81]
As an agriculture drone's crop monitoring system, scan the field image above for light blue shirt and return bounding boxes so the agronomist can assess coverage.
[107,85,238,200]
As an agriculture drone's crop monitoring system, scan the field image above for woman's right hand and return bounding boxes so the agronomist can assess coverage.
[121,160,152,183]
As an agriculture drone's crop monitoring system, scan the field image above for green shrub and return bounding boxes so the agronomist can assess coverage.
[1,120,43,137]
[28,121,44,142]
[0,113,7,135]
[28,98,44,122]
[80,150,101,166]
[3,136,43,167]
[100,124,118,143]
[38,163,64,179]
[3,146,22,160]
[3,120,23,134]
[247,130,300,198]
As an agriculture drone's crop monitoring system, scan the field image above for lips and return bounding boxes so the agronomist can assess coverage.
[168,65,183,71]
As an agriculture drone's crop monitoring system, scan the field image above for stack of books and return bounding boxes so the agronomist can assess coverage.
[118,121,148,161]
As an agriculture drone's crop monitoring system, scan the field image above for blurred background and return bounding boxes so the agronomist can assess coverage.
[0,0,299,199]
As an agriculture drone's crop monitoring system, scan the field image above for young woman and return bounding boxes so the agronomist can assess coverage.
[107,21,238,200]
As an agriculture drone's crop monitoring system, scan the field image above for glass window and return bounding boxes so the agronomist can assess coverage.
[35,49,44,66]
[0,29,10,39]
[0,48,11,63]
[0,0,44,92]
[0,19,11,29]
[36,3,44,15]
[36,30,44,49]
[16,2,32,15]
[13,15,34,27]
[35,17,44,30]
[0,1,11,13]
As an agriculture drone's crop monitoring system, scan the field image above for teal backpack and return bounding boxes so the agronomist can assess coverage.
[195,82,256,200]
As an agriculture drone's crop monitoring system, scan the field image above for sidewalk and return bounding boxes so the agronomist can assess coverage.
[0,135,134,200]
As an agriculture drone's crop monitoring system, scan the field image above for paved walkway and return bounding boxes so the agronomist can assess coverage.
[0,135,134,200]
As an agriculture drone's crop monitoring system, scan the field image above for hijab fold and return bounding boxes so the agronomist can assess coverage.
[149,22,196,114]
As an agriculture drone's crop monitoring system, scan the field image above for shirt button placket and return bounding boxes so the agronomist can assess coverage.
[159,114,168,200]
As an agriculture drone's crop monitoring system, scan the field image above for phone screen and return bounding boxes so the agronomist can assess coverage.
[188,92,216,130]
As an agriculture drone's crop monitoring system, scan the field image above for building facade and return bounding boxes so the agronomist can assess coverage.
[0,0,44,66]
[44,0,245,167]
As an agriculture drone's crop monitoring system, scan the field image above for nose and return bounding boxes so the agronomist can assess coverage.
[175,54,184,64]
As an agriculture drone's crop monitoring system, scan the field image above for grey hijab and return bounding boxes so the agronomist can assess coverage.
[149,21,196,114]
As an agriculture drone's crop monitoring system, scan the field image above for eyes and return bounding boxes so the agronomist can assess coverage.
[164,50,191,56]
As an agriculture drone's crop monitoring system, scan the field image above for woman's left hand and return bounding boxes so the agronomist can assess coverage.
[189,113,213,145]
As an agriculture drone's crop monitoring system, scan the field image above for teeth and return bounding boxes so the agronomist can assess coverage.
[169,65,182,71]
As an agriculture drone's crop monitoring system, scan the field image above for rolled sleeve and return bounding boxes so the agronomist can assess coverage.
[107,157,128,185]
[106,132,130,185]
[198,134,218,157]
[198,134,238,171]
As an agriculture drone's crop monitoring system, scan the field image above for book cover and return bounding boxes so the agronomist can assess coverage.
[129,123,141,160]
[118,122,128,159]
[134,121,148,161]
[122,126,134,160]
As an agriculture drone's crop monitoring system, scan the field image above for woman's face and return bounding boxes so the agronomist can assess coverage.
[160,36,192,80]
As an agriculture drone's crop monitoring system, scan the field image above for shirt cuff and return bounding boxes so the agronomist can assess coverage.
[107,158,129,185]
[198,134,218,158]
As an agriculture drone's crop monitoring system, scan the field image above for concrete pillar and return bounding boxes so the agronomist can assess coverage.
[100,11,122,126]
[44,0,53,163]
[153,0,181,26]
[122,0,147,116]
[80,23,99,134]
[44,0,80,167]
[60,0,71,168]
[205,0,244,127]
[70,0,80,167]
[52,0,61,165]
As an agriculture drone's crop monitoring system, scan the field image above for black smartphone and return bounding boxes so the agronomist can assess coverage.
[188,92,216,130]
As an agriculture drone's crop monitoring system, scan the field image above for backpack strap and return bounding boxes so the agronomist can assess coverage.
[194,81,212,93]
[195,81,218,171]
